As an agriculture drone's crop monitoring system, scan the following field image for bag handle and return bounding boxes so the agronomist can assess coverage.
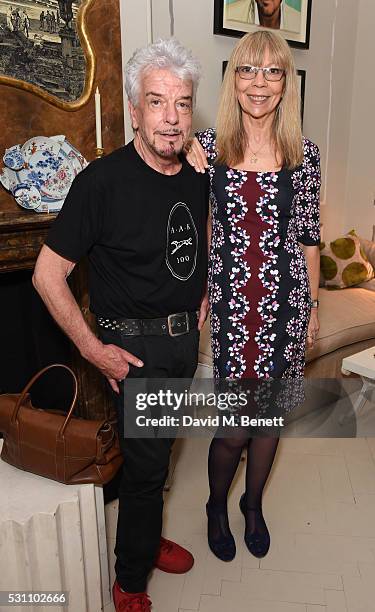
[11,364,78,438]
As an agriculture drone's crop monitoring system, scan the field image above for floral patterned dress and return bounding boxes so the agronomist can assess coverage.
[197,129,321,380]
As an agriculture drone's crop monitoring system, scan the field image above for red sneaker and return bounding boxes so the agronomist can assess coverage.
[154,537,194,574]
[112,581,152,611]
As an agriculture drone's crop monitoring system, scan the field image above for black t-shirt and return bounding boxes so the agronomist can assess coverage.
[45,141,209,318]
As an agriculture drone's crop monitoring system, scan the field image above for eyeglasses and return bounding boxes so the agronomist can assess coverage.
[236,65,285,82]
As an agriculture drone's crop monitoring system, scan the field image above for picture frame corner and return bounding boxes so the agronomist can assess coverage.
[213,0,312,50]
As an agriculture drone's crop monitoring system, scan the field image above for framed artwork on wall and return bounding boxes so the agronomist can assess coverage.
[214,0,312,49]
[0,0,96,110]
[296,68,306,124]
[222,62,306,125]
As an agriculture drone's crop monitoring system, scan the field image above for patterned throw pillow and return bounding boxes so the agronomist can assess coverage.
[320,230,374,289]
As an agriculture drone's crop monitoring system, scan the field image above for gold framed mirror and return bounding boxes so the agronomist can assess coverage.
[0,0,96,111]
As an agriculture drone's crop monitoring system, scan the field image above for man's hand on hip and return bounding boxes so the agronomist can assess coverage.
[88,342,144,394]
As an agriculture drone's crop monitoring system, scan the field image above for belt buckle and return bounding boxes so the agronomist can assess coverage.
[167,312,189,337]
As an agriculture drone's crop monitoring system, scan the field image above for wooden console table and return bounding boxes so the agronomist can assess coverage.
[0,210,53,273]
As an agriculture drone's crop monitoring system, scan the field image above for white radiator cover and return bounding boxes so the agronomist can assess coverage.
[0,440,110,612]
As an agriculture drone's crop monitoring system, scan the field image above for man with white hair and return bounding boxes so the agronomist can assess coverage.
[33,39,209,612]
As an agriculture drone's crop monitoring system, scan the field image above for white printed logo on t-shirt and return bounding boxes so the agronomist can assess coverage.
[166,202,198,281]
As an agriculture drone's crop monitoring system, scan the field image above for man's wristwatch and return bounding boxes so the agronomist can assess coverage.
[310,299,319,308]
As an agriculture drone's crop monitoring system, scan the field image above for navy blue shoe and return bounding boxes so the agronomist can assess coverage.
[239,494,270,558]
[206,502,236,562]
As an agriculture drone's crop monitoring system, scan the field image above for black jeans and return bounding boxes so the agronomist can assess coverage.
[98,326,200,593]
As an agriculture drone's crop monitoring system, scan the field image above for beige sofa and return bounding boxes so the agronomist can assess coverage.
[199,238,375,378]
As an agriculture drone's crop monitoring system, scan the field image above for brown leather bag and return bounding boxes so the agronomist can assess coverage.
[0,364,123,484]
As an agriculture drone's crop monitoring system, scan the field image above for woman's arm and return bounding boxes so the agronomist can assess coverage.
[302,244,320,349]
[303,245,320,301]
[295,140,321,350]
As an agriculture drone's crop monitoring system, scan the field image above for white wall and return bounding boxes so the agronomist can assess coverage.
[344,0,375,239]
[120,0,374,240]
[120,0,153,139]
[293,0,358,238]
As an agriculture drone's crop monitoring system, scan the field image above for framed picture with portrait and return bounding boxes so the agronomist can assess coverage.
[214,0,312,49]
[222,63,306,125]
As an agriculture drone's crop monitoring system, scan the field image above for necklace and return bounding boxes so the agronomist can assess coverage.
[247,140,267,164]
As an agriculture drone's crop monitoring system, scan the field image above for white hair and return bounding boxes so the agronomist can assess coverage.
[125,38,201,107]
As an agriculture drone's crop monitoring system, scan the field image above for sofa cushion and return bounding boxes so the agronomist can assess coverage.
[306,287,375,362]
[198,287,375,367]
[358,278,375,291]
[320,231,374,289]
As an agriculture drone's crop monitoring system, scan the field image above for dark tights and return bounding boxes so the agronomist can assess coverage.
[207,436,279,540]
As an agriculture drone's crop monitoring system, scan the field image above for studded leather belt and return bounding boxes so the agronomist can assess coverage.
[97,311,199,337]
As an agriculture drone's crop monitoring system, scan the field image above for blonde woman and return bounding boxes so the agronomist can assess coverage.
[187,31,321,561]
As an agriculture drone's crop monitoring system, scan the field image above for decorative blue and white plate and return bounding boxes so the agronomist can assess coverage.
[13,183,42,210]
[59,140,85,176]
[27,150,63,186]
[3,145,26,171]
[1,136,88,214]
[22,135,64,161]
[42,159,75,199]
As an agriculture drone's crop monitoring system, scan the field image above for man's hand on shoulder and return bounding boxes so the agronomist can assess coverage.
[85,341,144,394]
